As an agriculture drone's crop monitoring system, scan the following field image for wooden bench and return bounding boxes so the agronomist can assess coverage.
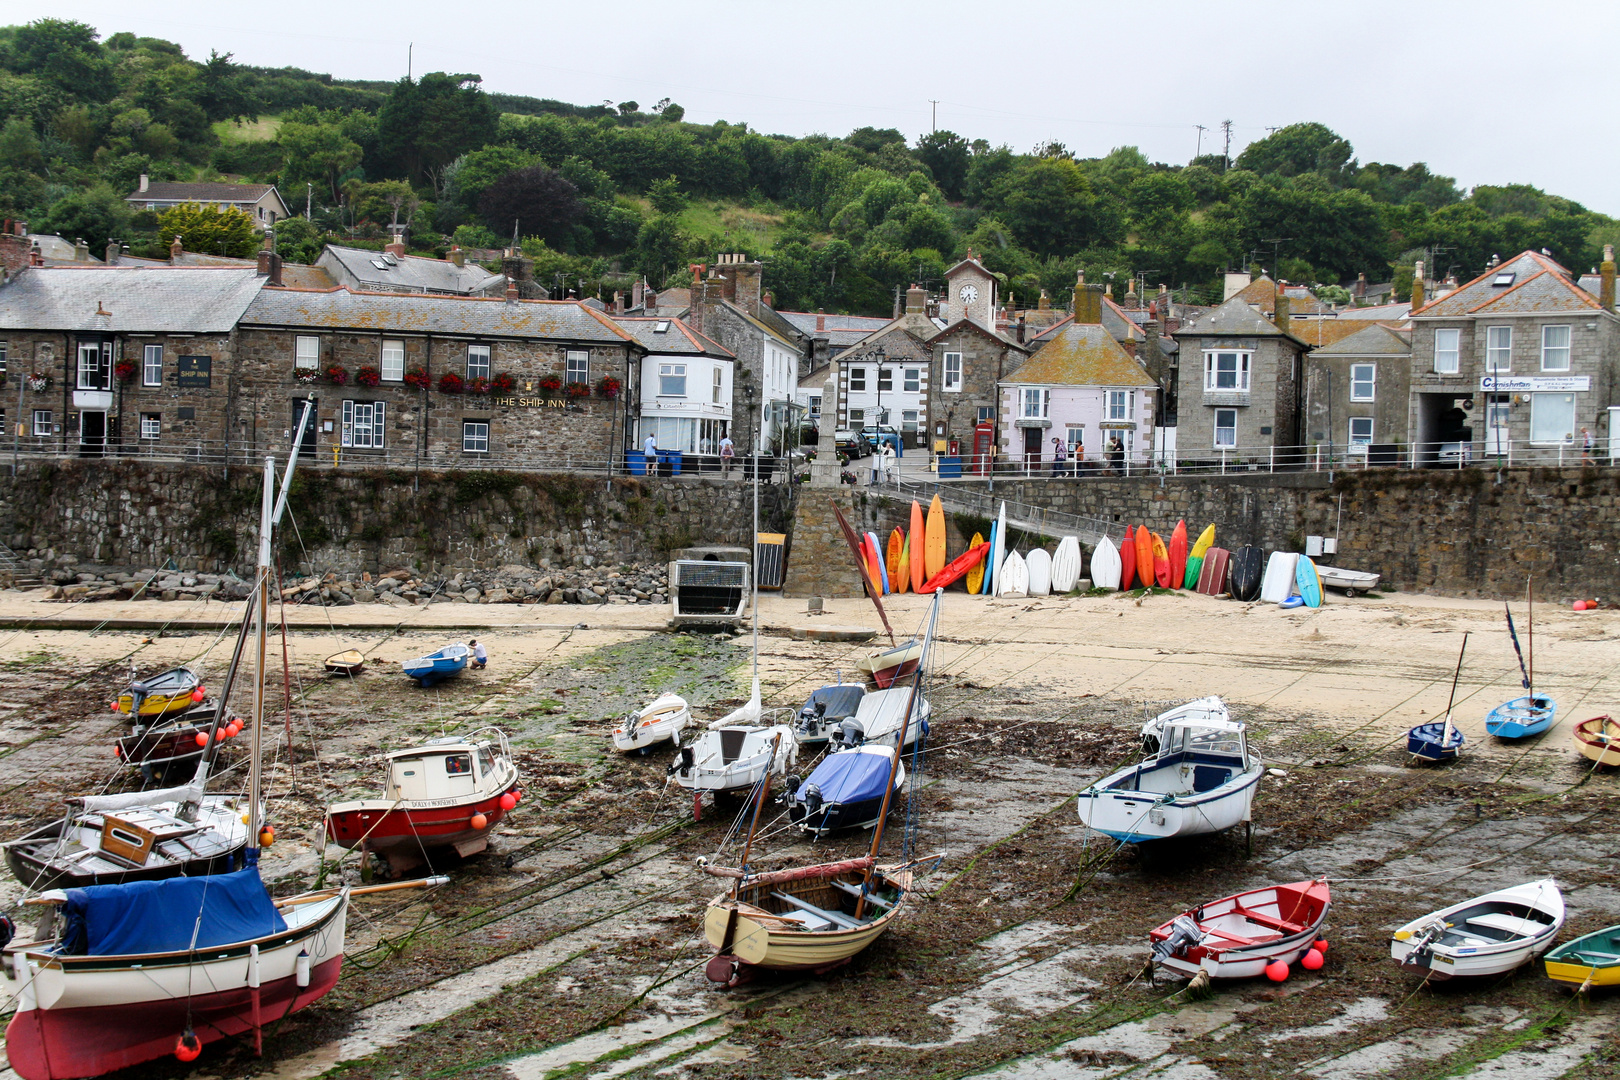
[1229,905,1303,935]
[829,879,894,911]
[772,891,862,930]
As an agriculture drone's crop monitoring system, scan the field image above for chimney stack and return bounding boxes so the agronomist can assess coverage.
[170,235,183,261]
[384,237,407,257]
[73,237,89,262]
[267,252,283,287]
[613,290,624,314]
[105,241,120,265]
[505,278,519,303]
[257,246,272,276]
[138,173,149,193]
[631,279,644,310]
[1074,282,1103,324]
[1354,272,1367,298]
[1273,287,1291,331]
[1601,244,1616,312]
[449,245,465,268]
[1016,315,1027,344]
[815,309,826,332]
[644,287,657,310]
[1411,260,1425,311]
[1037,289,1050,311]
[905,285,926,314]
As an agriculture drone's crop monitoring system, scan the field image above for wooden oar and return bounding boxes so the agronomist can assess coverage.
[277,875,451,908]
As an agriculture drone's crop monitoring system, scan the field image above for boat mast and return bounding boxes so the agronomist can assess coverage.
[247,456,273,865]
[1439,631,1468,751]
[731,731,781,899]
[1526,577,1533,698]
[856,589,939,919]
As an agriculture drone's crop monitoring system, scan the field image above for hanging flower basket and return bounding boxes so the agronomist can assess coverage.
[325,364,350,386]
[490,371,517,393]
[565,381,591,399]
[597,375,622,400]
[294,367,321,384]
[114,360,138,383]
[437,371,465,394]
[466,376,492,395]
[26,372,50,392]
[536,374,562,395]
[403,367,430,389]
[355,365,382,388]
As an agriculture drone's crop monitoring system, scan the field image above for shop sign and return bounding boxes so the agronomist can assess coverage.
[491,397,569,408]
[1479,375,1590,393]
[177,355,212,388]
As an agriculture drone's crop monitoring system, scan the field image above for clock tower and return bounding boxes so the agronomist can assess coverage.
[943,249,997,328]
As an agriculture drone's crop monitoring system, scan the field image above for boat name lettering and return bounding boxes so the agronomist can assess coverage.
[491,396,570,408]
[1479,375,1591,393]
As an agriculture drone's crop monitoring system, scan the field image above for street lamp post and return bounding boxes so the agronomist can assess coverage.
[868,344,888,437]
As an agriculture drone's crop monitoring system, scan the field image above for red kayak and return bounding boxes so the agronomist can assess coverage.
[920,541,989,593]
[1120,525,1137,590]
[1168,520,1188,589]
[1197,547,1231,595]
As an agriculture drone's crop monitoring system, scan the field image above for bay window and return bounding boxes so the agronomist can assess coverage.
[1203,350,1250,391]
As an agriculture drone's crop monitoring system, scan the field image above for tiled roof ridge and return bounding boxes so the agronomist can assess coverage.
[1411,250,1577,316]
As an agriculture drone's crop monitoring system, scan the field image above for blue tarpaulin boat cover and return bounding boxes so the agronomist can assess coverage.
[58,868,287,956]
[796,751,892,805]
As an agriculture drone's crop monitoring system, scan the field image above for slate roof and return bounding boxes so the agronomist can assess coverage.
[317,244,503,296]
[27,234,100,265]
[615,317,734,357]
[0,266,264,332]
[127,181,277,203]
[241,287,636,344]
[169,250,337,289]
[1286,318,1391,349]
[778,310,890,348]
[1335,301,1411,320]
[1411,250,1605,318]
[1002,321,1155,388]
[831,324,933,365]
[719,300,805,352]
[1310,324,1411,356]
[1177,295,1310,347]
[925,317,1028,353]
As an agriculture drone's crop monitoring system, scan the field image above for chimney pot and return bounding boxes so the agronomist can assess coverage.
[505,278,519,303]
[384,238,407,257]
[1411,260,1426,311]
[138,173,149,193]
[816,309,826,332]
[1273,287,1291,331]
[1600,244,1616,312]
[170,235,183,261]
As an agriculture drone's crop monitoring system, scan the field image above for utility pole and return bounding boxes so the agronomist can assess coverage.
[1195,124,1207,160]
[1221,120,1233,172]
[306,182,312,220]
[407,43,413,79]
[929,100,939,132]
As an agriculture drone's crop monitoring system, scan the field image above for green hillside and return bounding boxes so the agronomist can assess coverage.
[2,17,1613,314]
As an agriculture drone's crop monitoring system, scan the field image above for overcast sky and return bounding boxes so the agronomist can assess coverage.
[26,0,1620,217]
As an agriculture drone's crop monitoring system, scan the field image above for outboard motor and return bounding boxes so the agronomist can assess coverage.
[796,699,828,741]
[667,744,695,778]
[836,718,864,749]
[776,773,802,806]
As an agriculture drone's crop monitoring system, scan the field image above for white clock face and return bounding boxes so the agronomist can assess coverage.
[960,284,979,304]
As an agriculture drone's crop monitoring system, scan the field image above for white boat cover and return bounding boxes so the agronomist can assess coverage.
[71,783,204,813]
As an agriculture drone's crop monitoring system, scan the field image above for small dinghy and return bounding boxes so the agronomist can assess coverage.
[831,686,930,750]
[1259,551,1298,604]
[1544,924,1620,989]
[325,648,366,676]
[996,550,1029,597]
[1409,633,1469,763]
[672,724,797,819]
[1228,544,1263,601]
[1315,565,1379,597]
[856,640,924,688]
[1574,714,1620,767]
[1080,703,1262,844]
[1196,547,1231,596]
[113,666,202,718]
[402,643,469,687]
[1149,878,1331,981]
[793,683,867,747]
[787,746,906,837]
[326,729,521,874]
[1090,535,1122,590]
[1390,879,1564,980]
[1025,548,1052,596]
[1051,536,1082,593]
[1486,585,1556,739]
[612,692,691,754]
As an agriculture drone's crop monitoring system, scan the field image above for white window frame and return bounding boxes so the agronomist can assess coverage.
[1347,416,1373,450]
[942,352,962,392]
[1432,327,1460,374]
[847,408,865,426]
[877,367,893,393]
[712,366,723,404]
[901,409,919,433]
[0,341,6,376]
[140,412,161,440]
[1065,424,1084,450]
[1203,350,1251,392]
[295,335,320,370]
[1540,324,1570,372]
[566,349,590,384]
[807,394,821,417]
[340,400,386,449]
[462,420,490,454]
[32,409,51,436]
[848,366,867,393]
[381,339,405,382]
[78,342,109,390]
[1213,408,1237,448]
[466,344,491,381]
[142,344,163,387]
[1349,363,1375,402]
[903,368,920,393]
[1529,392,1576,446]
[1020,387,1049,419]
[1485,325,1512,373]
[1107,390,1132,421]
[658,363,687,397]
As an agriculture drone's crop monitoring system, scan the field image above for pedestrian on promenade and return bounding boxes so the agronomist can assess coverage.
[1050,437,1067,477]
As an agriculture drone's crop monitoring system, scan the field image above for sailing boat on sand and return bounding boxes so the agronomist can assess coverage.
[1407,633,1468,763]
[1485,581,1557,739]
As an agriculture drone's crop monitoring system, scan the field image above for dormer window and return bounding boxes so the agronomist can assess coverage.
[1491,272,1516,287]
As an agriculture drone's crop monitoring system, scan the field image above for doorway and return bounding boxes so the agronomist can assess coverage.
[79,411,106,456]
[1021,426,1042,470]
[292,398,319,456]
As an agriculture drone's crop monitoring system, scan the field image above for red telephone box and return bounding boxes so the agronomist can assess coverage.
[972,421,994,476]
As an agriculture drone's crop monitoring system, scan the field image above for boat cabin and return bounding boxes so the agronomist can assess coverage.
[1115,717,1253,797]
[385,737,502,802]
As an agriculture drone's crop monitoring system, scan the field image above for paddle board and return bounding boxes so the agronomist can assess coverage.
[1119,526,1137,590]
[1151,532,1171,587]
[1196,547,1230,596]
[1051,536,1081,592]
[921,540,989,593]
[1260,551,1300,604]
[909,501,926,592]
[925,495,947,582]
[997,549,1029,597]
[983,520,997,595]
[1091,535,1122,590]
[1295,554,1323,608]
[964,533,986,594]
[896,533,911,593]
[864,531,887,594]
[990,502,1007,598]
[1185,524,1215,589]
[886,528,905,593]
[1133,525,1154,589]
[1229,544,1263,601]
[1168,520,1188,589]
[1279,595,1305,610]
[1026,548,1052,596]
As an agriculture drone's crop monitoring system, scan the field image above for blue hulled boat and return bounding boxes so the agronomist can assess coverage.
[402,643,470,687]
[1485,695,1557,739]
[1407,720,1465,762]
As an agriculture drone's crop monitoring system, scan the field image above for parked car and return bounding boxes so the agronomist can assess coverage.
[836,429,872,458]
[860,425,903,455]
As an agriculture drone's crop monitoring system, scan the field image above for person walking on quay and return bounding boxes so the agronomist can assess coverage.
[1582,427,1595,466]
[1050,437,1067,477]
[719,433,735,476]
[1108,435,1125,475]
[880,441,897,485]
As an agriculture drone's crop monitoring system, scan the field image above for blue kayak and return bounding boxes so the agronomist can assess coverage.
[1485,695,1557,739]
[788,745,904,837]
[1407,720,1465,762]
[402,643,470,687]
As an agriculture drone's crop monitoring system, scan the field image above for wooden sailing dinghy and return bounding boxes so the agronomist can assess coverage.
[112,667,202,719]
[114,700,240,782]
[1573,714,1620,767]
[324,649,366,676]
[1149,878,1331,981]
[1544,924,1620,988]
[1390,879,1564,980]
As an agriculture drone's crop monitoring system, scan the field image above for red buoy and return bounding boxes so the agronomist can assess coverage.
[110,701,121,713]
[174,1031,202,1062]
[191,687,206,702]
[470,813,488,830]
[195,732,210,747]
[499,793,517,811]
[225,722,240,737]
[1313,938,1329,953]
[1300,948,1324,971]
[1264,960,1290,982]
[1574,600,1587,611]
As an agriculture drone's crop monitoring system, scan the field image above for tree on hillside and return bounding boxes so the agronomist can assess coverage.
[158,201,258,257]
[1235,123,1355,184]
[631,214,688,284]
[376,72,498,184]
[477,165,580,246]
[915,130,970,201]
[196,50,259,123]
[278,109,364,201]
[11,19,115,102]
[997,157,1118,258]
[36,185,130,251]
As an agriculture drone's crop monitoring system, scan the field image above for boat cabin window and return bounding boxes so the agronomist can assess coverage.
[445,754,472,775]
[476,745,496,777]
[390,752,477,799]
[1176,725,1245,762]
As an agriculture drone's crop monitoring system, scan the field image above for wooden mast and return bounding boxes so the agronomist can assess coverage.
[1439,632,1468,752]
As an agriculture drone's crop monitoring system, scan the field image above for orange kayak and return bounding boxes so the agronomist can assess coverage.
[1134,524,1154,588]
[1168,520,1188,589]
[1152,532,1171,587]
[1120,525,1137,590]
[887,528,906,592]
[909,501,926,592]
[920,542,989,593]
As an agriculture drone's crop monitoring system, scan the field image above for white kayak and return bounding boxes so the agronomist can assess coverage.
[996,550,1029,598]
[1051,536,1082,592]
[1390,879,1564,980]
[1259,551,1299,604]
[1090,536,1122,590]
[1026,548,1052,596]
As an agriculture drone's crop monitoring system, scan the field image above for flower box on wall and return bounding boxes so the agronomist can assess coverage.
[325,365,350,386]
[490,372,516,393]
[403,367,430,389]
[294,367,320,384]
[597,375,621,399]
[437,371,465,394]
[355,365,382,387]
[565,382,591,399]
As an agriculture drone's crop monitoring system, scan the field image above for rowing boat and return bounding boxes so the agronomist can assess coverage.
[1391,879,1564,980]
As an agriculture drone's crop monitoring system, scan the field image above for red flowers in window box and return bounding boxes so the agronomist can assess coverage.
[467,377,492,395]
[490,371,516,393]
[597,375,622,399]
[437,371,465,394]
[114,360,138,383]
[403,367,430,389]
[355,365,382,387]
[565,381,591,399]
[325,364,349,386]
[536,374,562,394]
